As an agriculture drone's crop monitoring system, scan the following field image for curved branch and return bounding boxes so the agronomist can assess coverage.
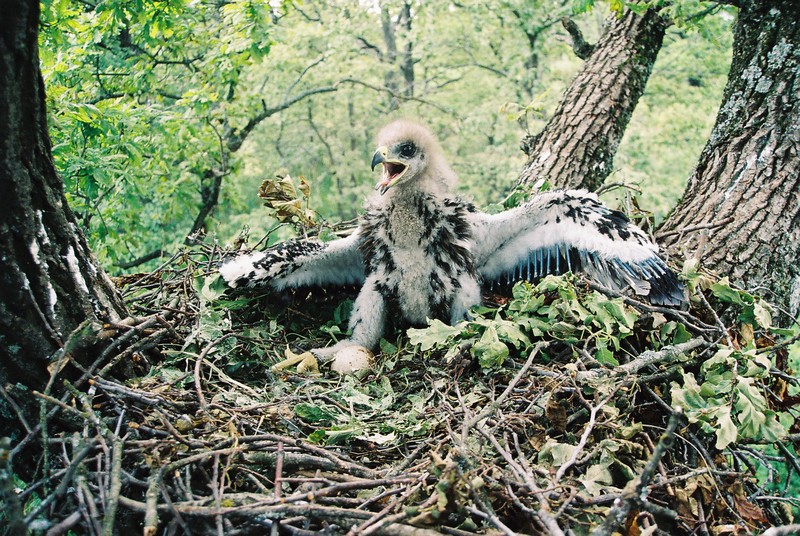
[226,85,339,152]
[561,17,595,60]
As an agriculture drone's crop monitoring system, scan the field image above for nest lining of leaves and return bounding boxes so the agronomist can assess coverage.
[4,244,800,536]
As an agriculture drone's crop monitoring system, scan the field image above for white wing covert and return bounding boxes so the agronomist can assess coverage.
[471,190,685,306]
[219,231,365,291]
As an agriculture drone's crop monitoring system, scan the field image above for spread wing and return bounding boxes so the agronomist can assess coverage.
[220,231,365,291]
[470,190,685,306]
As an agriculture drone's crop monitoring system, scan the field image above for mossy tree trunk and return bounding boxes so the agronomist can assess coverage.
[0,0,127,390]
[518,8,667,191]
[658,0,800,317]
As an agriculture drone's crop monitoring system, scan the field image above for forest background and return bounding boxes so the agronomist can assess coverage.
[39,0,731,270]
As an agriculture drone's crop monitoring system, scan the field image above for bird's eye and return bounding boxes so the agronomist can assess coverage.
[398,142,417,158]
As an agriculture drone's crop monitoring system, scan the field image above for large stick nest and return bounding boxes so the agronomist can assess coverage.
[2,245,799,536]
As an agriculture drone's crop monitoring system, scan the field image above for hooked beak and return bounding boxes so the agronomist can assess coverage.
[371,146,408,195]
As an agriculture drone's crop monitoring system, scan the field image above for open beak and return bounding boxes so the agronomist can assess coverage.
[371,146,408,195]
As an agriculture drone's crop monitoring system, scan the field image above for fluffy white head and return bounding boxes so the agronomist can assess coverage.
[371,120,457,198]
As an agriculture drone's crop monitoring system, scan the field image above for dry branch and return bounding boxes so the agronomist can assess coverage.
[6,246,795,535]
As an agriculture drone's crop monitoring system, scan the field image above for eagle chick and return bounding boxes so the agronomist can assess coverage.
[220,120,685,357]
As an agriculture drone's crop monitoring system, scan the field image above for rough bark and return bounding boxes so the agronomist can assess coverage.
[519,8,667,191]
[0,0,127,388]
[658,0,800,316]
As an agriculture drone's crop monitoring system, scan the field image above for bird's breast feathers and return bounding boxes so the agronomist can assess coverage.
[359,193,478,324]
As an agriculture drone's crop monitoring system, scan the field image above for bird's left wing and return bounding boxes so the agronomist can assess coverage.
[220,231,365,291]
[470,190,685,306]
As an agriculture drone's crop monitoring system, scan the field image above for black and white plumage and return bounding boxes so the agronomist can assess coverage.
[220,120,684,355]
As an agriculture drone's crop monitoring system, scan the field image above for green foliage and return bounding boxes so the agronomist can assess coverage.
[40,0,732,269]
[670,279,790,451]
[671,348,785,450]
[294,375,431,446]
[409,275,650,370]
[40,0,278,267]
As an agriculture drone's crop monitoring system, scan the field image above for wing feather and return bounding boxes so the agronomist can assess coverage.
[220,231,365,290]
[471,190,685,306]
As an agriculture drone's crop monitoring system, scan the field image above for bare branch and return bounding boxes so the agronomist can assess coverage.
[226,85,339,153]
[591,409,683,536]
[573,339,706,383]
[356,36,384,59]
[561,17,595,59]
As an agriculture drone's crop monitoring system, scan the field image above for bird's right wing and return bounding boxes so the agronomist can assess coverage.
[470,190,685,306]
[220,231,365,291]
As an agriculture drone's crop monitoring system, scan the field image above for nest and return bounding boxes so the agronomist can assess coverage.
[2,245,799,536]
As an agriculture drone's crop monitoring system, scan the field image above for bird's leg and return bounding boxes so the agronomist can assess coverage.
[449,275,481,324]
[311,278,387,359]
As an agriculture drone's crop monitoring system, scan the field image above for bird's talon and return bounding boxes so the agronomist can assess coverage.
[271,347,319,374]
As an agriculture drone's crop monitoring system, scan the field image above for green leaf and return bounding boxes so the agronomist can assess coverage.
[408,319,465,351]
[492,318,530,348]
[195,274,228,305]
[742,351,772,378]
[538,439,576,467]
[599,297,638,333]
[295,403,335,425]
[594,344,618,367]
[472,325,509,369]
[735,379,771,439]
[710,277,746,305]
[307,430,327,444]
[579,461,614,497]
[670,322,693,344]
[671,373,709,415]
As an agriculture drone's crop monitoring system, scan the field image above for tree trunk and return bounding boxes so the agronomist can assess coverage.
[658,0,800,317]
[519,8,667,191]
[0,0,127,389]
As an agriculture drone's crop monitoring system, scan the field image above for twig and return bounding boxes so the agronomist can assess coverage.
[101,435,124,536]
[465,504,516,536]
[590,408,683,536]
[275,440,284,500]
[461,342,548,438]
[0,438,26,533]
[23,440,97,525]
[0,383,33,433]
[561,17,595,59]
[90,377,166,406]
[760,525,800,536]
[45,510,82,536]
[554,396,609,483]
[655,217,736,239]
[574,339,705,382]
[144,473,160,536]
[119,497,445,534]
[195,333,236,413]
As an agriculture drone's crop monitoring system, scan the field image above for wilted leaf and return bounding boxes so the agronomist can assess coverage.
[257,175,316,226]
[714,405,737,450]
[753,301,772,329]
[545,395,568,434]
[730,480,769,524]
[578,461,613,496]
